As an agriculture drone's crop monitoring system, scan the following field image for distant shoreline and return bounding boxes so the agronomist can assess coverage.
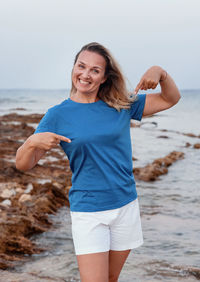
[0,88,200,92]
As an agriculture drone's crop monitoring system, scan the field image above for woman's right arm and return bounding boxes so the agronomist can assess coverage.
[15,132,71,171]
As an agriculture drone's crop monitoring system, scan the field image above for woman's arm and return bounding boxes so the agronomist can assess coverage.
[134,66,181,116]
[15,137,46,171]
[15,132,71,171]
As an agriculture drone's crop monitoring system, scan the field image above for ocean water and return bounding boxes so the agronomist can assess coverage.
[0,89,200,281]
[0,89,69,115]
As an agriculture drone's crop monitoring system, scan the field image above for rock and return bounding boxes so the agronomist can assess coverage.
[141,121,158,128]
[159,129,200,139]
[133,151,184,182]
[0,188,16,199]
[193,143,200,149]
[130,121,141,128]
[157,135,169,139]
[186,267,200,279]
[52,182,63,189]
[183,132,198,138]
[0,182,23,193]
[24,183,33,193]
[0,199,12,206]
[132,156,138,161]
[10,107,26,111]
[16,188,24,194]
[34,196,57,214]
[0,113,71,269]
[2,236,37,255]
[65,186,71,197]
[185,142,191,147]
[0,113,43,124]
[18,194,32,203]
[0,254,14,269]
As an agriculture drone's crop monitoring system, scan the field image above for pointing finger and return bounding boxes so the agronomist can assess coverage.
[134,81,142,94]
[54,134,71,143]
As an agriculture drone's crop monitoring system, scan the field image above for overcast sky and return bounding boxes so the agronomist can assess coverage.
[0,0,199,90]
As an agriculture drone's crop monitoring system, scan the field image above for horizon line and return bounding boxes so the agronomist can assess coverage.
[0,88,199,92]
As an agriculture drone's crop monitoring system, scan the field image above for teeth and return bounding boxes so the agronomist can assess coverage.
[79,79,90,85]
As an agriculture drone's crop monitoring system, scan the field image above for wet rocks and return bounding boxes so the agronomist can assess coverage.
[186,267,200,279]
[130,121,141,128]
[193,143,200,149]
[133,151,185,181]
[0,113,72,269]
[144,260,200,280]
[157,135,169,139]
[0,113,44,124]
[183,132,200,138]
[0,182,71,269]
[131,121,158,128]
[0,199,12,206]
[185,142,191,147]
[0,188,16,199]
[160,129,200,139]
[18,194,32,203]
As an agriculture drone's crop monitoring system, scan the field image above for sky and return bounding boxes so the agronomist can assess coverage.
[0,0,200,90]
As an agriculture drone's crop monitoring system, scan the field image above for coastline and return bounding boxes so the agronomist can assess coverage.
[0,110,199,281]
[0,112,72,269]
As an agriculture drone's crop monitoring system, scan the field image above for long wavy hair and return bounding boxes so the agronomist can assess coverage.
[70,42,137,112]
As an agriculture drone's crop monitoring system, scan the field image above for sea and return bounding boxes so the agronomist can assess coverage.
[0,89,199,281]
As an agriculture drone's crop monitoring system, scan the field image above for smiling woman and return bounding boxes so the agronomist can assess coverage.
[15,42,181,282]
[71,51,107,102]
[70,42,137,110]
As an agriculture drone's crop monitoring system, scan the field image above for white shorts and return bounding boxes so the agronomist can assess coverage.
[70,198,143,255]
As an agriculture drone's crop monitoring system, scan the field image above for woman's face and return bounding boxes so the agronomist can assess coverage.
[72,50,107,96]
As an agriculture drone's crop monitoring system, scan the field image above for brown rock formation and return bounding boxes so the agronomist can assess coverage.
[183,133,200,138]
[160,128,200,139]
[133,151,184,181]
[157,135,169,139]
[185,142,191,147]
[0,113,72,269]
[193,143,200,149]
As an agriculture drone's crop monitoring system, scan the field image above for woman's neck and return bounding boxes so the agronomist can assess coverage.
[70,92,100,103]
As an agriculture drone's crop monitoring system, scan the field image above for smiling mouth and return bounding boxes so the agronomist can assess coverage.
[79,79,91,85]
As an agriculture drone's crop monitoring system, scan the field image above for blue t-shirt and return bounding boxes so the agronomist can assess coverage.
[34,94,146,212]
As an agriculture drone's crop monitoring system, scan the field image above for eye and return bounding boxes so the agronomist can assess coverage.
[78,64,84,69]
[92,69,99,74]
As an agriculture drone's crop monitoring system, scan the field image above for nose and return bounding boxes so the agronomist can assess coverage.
[82,69,90,79]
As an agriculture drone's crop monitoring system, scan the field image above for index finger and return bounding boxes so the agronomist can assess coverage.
[54,134,71,143]
[134,81,143,94]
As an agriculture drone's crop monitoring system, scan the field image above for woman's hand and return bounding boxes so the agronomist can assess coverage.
[28,132,71,151]
[16,132,71,171]
[133,66,181,117]
[134,66,167,94]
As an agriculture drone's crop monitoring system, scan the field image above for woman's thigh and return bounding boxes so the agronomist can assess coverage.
[109,249,131,281]
[76,251,109,282]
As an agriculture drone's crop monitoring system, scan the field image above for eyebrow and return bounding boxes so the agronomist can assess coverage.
[78,60,103,70]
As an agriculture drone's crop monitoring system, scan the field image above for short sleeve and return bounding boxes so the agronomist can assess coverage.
[34,108,56,134]
[129,94,146,121]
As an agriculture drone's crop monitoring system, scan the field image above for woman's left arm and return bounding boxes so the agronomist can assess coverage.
[134,66,181,116]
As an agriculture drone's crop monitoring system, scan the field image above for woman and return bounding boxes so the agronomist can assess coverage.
[16,42,181,282]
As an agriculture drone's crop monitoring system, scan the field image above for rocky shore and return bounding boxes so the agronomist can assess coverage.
[133,151,185,181]
[0,113,72,269]
[0,112,197,270]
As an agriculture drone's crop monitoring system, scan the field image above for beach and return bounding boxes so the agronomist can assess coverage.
[0,89,199,281]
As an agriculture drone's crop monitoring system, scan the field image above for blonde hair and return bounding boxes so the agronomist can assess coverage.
[70,42,137,112]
